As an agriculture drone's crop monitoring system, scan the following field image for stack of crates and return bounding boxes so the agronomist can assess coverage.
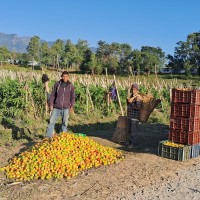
[158,88,200,161]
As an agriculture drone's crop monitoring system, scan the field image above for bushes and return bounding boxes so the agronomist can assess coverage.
[0,79,27,120]
[0,78,170,122]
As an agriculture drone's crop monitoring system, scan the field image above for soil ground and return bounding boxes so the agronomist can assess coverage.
[0,117,200,200]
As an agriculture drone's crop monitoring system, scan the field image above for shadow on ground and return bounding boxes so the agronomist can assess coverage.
[68,120,169,155]
[1,117,169,156]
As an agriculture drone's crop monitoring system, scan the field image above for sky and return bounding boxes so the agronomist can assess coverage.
[0,0,199,55]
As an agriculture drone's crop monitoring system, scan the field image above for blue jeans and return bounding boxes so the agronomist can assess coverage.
[46,108,69,138]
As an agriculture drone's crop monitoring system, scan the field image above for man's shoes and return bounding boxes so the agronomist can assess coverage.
[128,144,139,149]
[128,144,134,149]
[125,142,130,146]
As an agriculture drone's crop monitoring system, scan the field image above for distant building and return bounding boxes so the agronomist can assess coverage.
[159,67,173,74]
[27,61,40,67]
[191,68,198,74]
[177,69,185,74]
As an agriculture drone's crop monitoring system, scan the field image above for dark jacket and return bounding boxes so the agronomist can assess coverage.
[49,80,75,109]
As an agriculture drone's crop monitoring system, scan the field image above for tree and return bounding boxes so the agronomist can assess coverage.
[141,46,165,74]
[187,32,200,75]
[80,50,102,74]
[75,39,90,69]
[62,40,80,69]
[96,40,111,68]
[76,39,89,55]
[0,46,10,65]
[167,31,200,76]
[125,50,142,74]
[118,43,132,60]
[141,52,159,75]
[108,56,119,73]
[19,53,30,65]
[27,36,40,69]
[40,42,52,66]
[51,39,65,68]
[88,53,98,75]
[96,41,132,73]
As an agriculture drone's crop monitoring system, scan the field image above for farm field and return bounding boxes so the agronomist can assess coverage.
[0,67,200,199]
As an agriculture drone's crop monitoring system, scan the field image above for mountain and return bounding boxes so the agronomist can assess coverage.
[0,33,31,53]
[0,33,54,53]
[0,33,96,53]
[90,47,97,53]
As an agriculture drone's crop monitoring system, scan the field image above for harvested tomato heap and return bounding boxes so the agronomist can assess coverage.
[0,133,123,181]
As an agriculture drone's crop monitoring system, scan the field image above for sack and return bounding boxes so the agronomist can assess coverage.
[139,93,161,123]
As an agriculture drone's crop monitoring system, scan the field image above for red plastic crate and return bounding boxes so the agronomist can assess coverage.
[171,103,200,118]
[172,88,200,104]
[170,117,200,131]
[169,129,200,145]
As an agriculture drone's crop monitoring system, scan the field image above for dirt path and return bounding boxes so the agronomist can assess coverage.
[0,122,200,200]
[131,162,200,200]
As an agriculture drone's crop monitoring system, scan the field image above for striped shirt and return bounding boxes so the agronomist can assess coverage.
[127,94,142,120]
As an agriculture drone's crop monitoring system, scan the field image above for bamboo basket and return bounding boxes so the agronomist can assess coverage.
[139,93,161,123]
[111,116,129,143]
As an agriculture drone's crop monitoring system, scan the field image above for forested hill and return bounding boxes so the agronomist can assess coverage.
[0,33,54,53]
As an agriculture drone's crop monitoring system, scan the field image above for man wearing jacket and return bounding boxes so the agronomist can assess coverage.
[46,71,75,138]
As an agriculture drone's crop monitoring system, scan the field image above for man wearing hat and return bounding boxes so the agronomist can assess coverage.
[127,83,142,148]
[46,71,75,138]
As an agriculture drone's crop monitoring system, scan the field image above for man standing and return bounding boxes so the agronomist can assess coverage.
[127,83,142,148]
[46,71,75,138]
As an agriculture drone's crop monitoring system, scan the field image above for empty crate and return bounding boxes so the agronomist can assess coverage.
[172,88,200,104]
[171,103,200,118]
[170,117,200,131]
[169,129,200,145]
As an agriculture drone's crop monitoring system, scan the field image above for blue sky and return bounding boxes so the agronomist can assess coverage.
[0,0,199,55]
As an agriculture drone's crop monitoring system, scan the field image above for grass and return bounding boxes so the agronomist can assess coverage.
[0,64,32,71]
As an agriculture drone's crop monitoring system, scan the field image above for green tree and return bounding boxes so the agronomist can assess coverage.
[96,41,132,73]
[96,40,111,68]
[125,50,142,74]
[141,52,159,75]
[51,39,65,68]
[141,46,165,74]
[19,53,30,65]
[187,32,200,75]
[108,56,119,73]
[40,42,52,66]
[88,53,98,75]
[27,36,40,69]
[76,39,89,55]
[80,49,92,73]
[167,31,200,76]
[75,39,90,69]
[80,50,102,74]
[0,46,10,65]
[63,40,80,69]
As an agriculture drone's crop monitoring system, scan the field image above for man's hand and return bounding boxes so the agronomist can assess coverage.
[127,97,134,103]
[127,95,138,103]
[49,105,53,111]
[70,107,74,114]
